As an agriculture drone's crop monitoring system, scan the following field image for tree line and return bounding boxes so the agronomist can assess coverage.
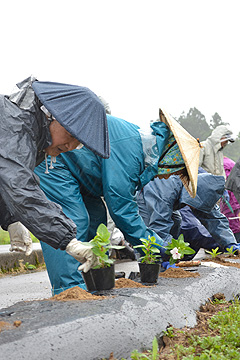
[176,107,240,162]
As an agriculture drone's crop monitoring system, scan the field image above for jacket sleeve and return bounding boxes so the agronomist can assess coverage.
[101,134,164,248]
[0,154,77,249]
[0,112,77,250]
[191,205,236,248]
[137,184,174,244]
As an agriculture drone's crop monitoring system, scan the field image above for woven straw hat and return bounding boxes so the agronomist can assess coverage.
[159,108,200,198]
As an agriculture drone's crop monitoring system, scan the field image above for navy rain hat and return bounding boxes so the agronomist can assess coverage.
[32,81,110,159]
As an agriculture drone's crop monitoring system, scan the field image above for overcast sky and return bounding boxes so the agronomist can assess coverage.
[1,0,239,136]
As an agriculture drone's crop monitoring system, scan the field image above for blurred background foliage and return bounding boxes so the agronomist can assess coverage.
[176,107,240,162]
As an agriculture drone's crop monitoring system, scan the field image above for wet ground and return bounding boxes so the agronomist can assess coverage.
[1,256,240,360]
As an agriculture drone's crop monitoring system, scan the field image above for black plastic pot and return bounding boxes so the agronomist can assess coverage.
[138,262,160,283]
[82,264,115,291]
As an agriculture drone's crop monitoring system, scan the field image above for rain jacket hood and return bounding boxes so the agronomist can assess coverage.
[180,172,225,212]
[199,125,234,177]
[206,125,234,150]
[138,122,170,188]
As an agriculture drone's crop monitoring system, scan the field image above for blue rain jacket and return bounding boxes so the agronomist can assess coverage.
[34,114,170,293]
[180,206,221,255]
[137,173,236,252]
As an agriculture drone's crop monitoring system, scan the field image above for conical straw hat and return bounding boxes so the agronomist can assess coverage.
[159,108,200,198]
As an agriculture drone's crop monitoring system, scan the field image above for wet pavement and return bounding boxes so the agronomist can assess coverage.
[0,249,240,360]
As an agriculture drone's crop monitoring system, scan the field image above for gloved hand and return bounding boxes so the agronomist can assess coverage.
[8,222,32,256]
[223,189,230,203]
[225,243,240,254]
[66,239,99,272]
[161,261,178,270]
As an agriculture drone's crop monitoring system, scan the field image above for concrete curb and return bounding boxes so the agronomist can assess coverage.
[0,264,240,360]
[0,244,44,271]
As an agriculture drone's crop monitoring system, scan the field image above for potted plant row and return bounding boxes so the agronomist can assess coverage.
[82,225,196,290]
[134,234,196,284]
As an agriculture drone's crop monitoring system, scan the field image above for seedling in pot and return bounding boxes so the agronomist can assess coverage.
[205,247,222,259]
[134,236,162,283]
[84,223,125,269]
[164,235,195,265]
[82,224,125,291]
[134,236,161,264]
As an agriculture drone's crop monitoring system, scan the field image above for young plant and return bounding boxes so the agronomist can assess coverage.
[162,326,175,338]
[205,247,222,259]
[164,234,195,265]
[224,245,238,256]
[84,223,125,269]
[24,262,36,270]
[134,236,161,264]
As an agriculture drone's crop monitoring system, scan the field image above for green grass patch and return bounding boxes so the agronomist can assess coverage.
[0,228,39,245]
[118,298,240,360]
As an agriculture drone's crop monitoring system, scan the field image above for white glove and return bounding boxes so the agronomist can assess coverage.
[66,239,99,273]
[8,222,32,256]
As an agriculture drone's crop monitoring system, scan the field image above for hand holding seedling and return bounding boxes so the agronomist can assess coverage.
[83,224,125,269]
[66,239,100,272]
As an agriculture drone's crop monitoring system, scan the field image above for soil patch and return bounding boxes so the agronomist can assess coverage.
[223,253,240,259]
[159,267,200,278]
[49,279,148,301]
[0,320,22,333]
[203,256,240,269]
[50,286,106,301]
[114,278,147,288]
[0,321,12,333]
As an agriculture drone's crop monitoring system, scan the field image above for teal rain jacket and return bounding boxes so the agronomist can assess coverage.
[34,114,171,294]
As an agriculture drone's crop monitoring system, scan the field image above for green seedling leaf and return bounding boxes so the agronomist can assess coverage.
[108,245,125,250]
[151,336,158,360]
[84,223,127,269]
[96,223,110,241]
[183,247,196,255]
[134,236,161,264]
[163,235,195,264]
[225,246,237,255]
[24,262,36,270]
[205,247,222,258]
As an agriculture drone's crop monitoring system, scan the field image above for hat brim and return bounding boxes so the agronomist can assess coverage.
[32,81,110,159]
[159,108,200,197]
